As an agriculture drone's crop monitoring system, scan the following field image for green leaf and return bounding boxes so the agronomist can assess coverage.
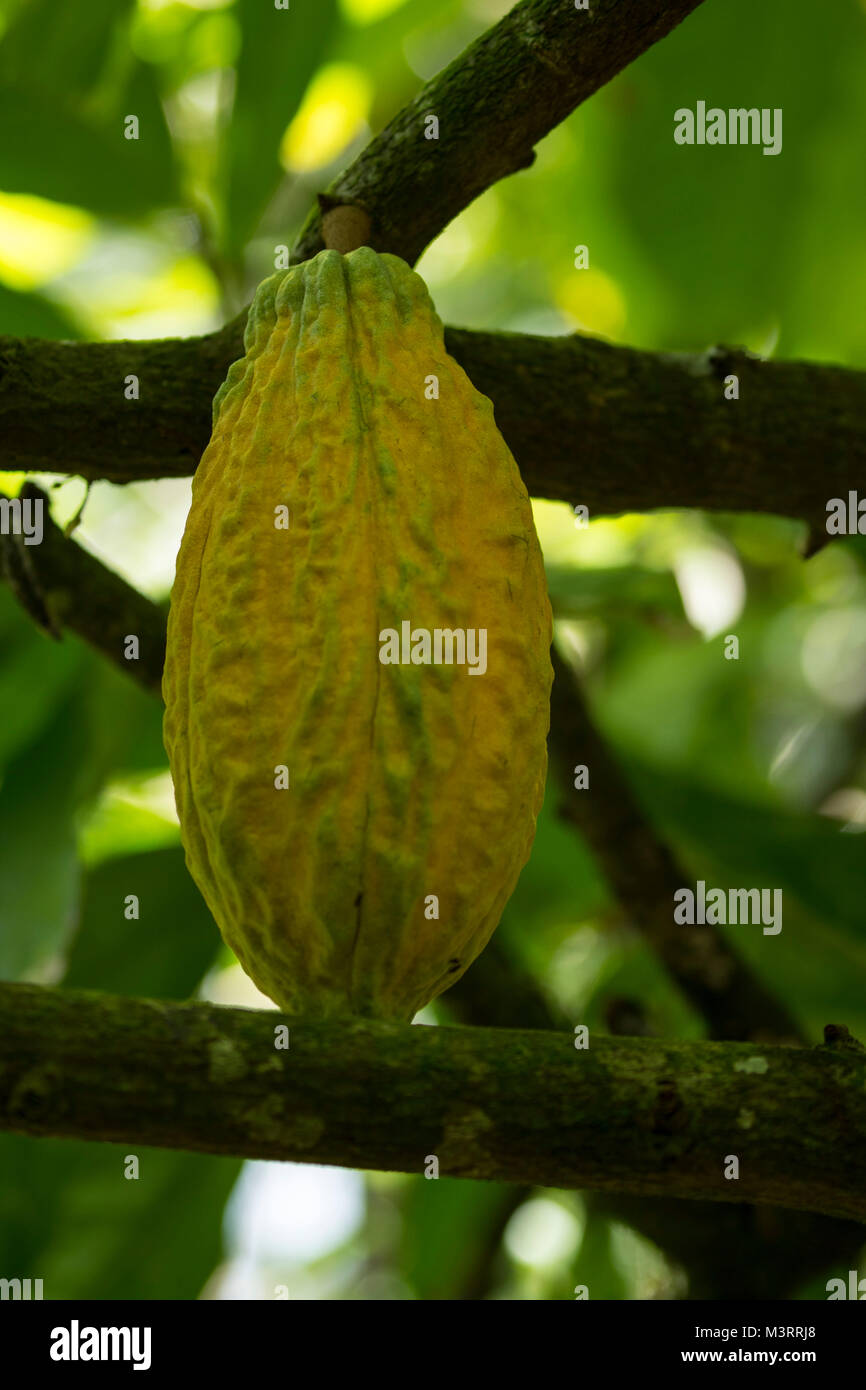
[565,1206,628,1301]
[0,591,83,768]
[0,81,169,216]
[0,281,85,338]
[74,651,169,793]
[545,561,683,620]
[0,0,179,217]
[0,621,169,982]
[400,1176,516,1299]
[118,58,179,211]
[501,786,607,957]
[0,1133,239,1300]
[625,759,866,951]
[600,0,866,362]
[221,0,339,255]
[0,686,87,979]
[65,846,219,998]
[0,0,134,100]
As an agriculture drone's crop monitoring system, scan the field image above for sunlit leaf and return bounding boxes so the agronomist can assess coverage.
[221,0,339,255]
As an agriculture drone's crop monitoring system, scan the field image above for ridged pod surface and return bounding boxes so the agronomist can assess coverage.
[163,247,552,1020]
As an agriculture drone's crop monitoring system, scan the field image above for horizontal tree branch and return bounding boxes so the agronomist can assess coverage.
[2,983,864,1222]
[0,0,854,534]
[5,501,861,1288]
[5,524,864,1294]
[291,0,709,267]
[1,327,862,539]
[445,938,866,1301]
[0,318,244,486]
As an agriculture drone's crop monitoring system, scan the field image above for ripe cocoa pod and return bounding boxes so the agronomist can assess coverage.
[163,248,552,1020]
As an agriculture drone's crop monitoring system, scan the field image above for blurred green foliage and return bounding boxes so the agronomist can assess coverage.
[0,0,864,1301]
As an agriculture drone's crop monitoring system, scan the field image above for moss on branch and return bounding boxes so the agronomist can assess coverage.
[1,983,864,1222]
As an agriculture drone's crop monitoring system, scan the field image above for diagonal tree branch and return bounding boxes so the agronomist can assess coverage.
[291,0,709,267]
[0,483,167,696]
[2,983,865,1222]
[548,648,802,1044]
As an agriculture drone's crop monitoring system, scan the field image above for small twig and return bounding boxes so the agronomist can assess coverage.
[822,1024,866,1054]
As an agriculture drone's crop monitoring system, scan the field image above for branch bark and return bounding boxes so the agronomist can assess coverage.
[1,483,167,696]
[0,0,856,531]
[0,319,244,487]
[1,328,861,540]
[291,0,709,267]
[444,922,866,1301]
[1,983,864,1222]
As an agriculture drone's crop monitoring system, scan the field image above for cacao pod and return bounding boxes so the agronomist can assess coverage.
[163,247,552,1020]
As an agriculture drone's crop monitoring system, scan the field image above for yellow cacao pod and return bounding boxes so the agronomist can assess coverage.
[163,247,552,1020]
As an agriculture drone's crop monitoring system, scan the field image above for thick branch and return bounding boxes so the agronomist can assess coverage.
[291,0,708,266]
[5,532,864,1292]
[0,318,244,486]
[447,333,866,539]
[7,508,862,1288]
[1,983,864,1222]
[1,329,861,538]
[444,908,865,1301]
[0,0,853,528]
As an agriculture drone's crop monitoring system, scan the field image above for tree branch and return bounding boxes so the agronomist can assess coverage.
[291,0,709,266]
[1,328,861,539]
[443,889,866,1301]
[0,319,244,486]
[1,983,864,1222]
[0,496,806,1045]
[0,0,854,532]
[5,499,860,1291]
[0,483,166,696]
[5,526,863,1293]
[549,649,802,1043]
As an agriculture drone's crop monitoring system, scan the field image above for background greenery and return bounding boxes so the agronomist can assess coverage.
[1,0,865,1299]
